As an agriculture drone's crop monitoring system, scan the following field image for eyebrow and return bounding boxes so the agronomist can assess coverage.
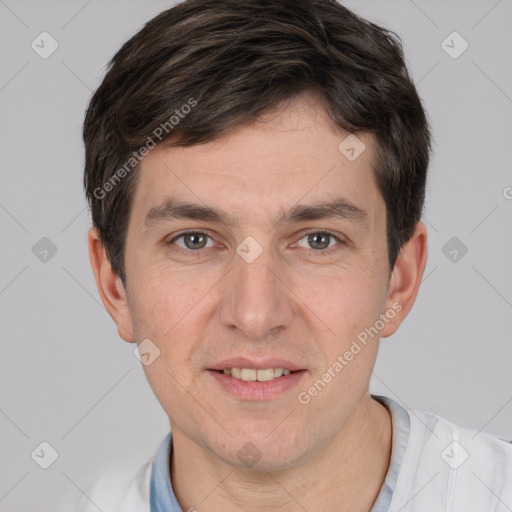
[143,197,369,230]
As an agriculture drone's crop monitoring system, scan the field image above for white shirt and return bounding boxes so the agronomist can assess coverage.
[75,394,512,511]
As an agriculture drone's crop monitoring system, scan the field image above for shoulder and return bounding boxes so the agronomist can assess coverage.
[390,403,512,512]
[74,459,152,512]
[411,406,512,468]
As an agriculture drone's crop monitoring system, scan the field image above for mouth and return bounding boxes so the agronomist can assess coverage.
[206,360,307,400]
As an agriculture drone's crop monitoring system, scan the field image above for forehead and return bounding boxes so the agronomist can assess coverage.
[130,94,383,229]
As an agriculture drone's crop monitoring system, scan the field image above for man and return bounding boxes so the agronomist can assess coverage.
[78,0,512,510]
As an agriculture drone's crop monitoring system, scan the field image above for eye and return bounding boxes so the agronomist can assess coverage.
[169,231,215,252]
[294,231,345,254]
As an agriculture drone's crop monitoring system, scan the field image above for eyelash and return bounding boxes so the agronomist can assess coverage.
[167,229,346,258]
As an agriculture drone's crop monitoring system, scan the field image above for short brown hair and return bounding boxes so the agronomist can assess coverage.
[83,0,432,287]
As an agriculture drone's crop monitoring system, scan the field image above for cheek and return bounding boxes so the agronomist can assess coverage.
[131,273,202,414]
[300,264,385,334]
[130,260,203,330]
[128,265,213,380]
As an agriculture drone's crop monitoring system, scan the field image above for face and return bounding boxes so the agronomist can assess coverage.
[119,94,400,470]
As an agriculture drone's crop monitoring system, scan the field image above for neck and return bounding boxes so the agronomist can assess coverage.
[170,393,392,512]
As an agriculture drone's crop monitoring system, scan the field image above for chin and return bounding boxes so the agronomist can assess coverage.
[218,429,308,473]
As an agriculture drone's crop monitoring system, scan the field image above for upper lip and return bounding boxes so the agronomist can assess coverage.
[208,357,305,372]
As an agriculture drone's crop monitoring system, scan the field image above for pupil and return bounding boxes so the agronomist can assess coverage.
[185,233,206,249]
[310,233,329,250]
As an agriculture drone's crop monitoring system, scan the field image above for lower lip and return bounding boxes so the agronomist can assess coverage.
[207,370,307,401]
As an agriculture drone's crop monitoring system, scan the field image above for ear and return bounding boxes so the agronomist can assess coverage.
[88,226,135,343]
[381,221,428,338]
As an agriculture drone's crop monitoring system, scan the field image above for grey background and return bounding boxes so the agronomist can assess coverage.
[0,0,511,510]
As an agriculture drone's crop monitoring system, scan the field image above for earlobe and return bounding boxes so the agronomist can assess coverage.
[87,227,135,343]
[381,221,428,338]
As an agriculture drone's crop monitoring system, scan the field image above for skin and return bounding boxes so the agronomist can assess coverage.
[89,92,427,511]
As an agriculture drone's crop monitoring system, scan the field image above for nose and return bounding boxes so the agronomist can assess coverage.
[218,244,295,341]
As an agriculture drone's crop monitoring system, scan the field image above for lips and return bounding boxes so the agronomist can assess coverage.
[207,357,304,373]
[207,367,307,400]
[206,356,307,400]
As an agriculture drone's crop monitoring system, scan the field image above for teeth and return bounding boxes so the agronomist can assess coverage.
[221,367,294,381]
[241,368,257,381]
[256,368,274,381]
[274,368,284,377]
